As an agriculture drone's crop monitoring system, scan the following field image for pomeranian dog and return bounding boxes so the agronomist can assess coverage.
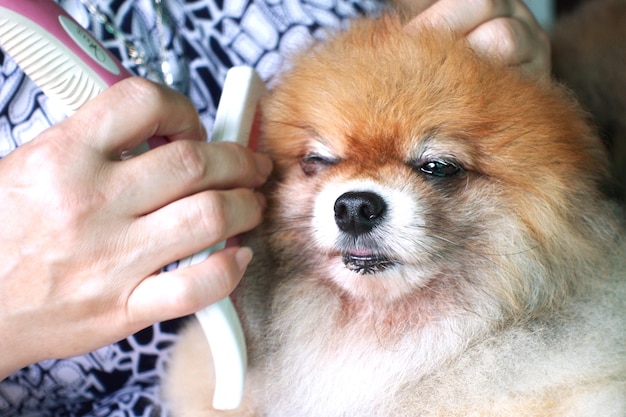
[164,14,626,417]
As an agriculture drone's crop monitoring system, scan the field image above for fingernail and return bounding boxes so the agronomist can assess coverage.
[235,247,254,273]
[254,153,273,178]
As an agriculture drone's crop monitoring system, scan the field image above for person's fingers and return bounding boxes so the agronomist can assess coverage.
[466,15,550,76]
[390,0,436,16]
[55,77,206,157]
[126,188,266,270]
[126,246,253,325]
[108,141,272,215]
[467,17,531,61]
[405,0,550,79]
[408,0,517,33]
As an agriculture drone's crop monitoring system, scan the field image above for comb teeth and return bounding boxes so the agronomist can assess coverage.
[0,16,103,114]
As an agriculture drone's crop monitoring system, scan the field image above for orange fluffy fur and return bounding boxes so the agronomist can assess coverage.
[165,15,626,416]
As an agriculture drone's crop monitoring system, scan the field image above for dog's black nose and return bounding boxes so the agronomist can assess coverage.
[334,191,386,237]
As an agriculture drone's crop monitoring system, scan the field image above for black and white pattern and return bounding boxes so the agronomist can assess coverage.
[0,0,381,415]
[0,319,185,417]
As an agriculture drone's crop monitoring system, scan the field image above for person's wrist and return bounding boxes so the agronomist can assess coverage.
[0,318,35,380]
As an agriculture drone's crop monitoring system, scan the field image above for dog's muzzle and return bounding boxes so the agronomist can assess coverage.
[334,191,396,274]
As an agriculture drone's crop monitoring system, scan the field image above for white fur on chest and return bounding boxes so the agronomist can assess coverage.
[248,282,482,417]
[244,270,626,417]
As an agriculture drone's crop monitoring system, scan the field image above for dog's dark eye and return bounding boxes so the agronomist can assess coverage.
[418,160,463,178]
[300,153,338,176]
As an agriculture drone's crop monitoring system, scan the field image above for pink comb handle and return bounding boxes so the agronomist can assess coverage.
[0,0,130,86]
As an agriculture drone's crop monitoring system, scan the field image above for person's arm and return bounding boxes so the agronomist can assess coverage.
[402,0,551,79]
[0,77,271,379]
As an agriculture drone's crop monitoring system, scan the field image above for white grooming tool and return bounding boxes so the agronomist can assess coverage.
[178,66,265,409]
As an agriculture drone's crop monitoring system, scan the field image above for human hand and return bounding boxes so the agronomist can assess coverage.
[0,78,271,378]
[402,0,551,79]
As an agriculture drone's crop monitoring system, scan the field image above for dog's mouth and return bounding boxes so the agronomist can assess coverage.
[342,252,397,275]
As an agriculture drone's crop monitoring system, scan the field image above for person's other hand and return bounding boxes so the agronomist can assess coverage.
[0,78,271,378]
[402,0,551,79]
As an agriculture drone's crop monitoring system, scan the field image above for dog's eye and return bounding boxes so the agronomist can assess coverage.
[300,153,338,176]
[418,160,463,178]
